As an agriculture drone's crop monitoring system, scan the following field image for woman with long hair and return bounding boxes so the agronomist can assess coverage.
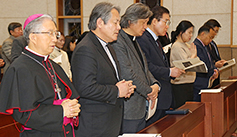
[170,20,197,108]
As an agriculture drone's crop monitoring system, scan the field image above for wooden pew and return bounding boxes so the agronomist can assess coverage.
[138,102,205,137]
[139,81,237,137]
[0,114,20,137]
[202,81,237,137]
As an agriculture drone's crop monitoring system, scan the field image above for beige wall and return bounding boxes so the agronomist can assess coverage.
[83,0,133,32]
[0,0,133,45]
[163,0,235,80]
[0,0,56,44]
[0,0,236,78]
[163,0,231,45]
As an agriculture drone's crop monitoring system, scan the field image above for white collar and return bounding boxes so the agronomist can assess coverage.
[146,27,158,41]
[25,46,49,61]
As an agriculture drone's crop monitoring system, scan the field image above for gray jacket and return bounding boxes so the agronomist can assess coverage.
[111,29,159,120]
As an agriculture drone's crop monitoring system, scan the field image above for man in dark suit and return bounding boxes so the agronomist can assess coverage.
[136,6,184,126]
[71,2,136,137]
[193,25,219,101]
[10,36,27,62]
[111,3,160,133]
[204,19,226,87]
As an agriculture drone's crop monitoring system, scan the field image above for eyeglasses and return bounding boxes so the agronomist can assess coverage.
[32,30,61,38]
[160,19,171,26]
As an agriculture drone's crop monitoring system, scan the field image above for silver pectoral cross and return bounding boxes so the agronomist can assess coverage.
[55,84,62,99]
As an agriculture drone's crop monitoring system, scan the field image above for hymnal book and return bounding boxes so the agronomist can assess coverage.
[172,57,207,73]
[146,98,158,120]
[165,109,190,115]
[218,58,236,71]
[207,78,215,88]
[199,88,222,94]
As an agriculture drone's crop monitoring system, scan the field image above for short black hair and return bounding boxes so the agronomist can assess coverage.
[204,19,221,28]
[8,22,22,35]
[198,25,214,35]
[147,6,170,25]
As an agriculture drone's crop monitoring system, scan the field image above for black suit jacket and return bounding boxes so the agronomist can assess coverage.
[193,38,216,101]
[206,40,221,63]
[137,30,173,109]
[206,40,221,87]
[71,31,123,137]
[10,36,27,62]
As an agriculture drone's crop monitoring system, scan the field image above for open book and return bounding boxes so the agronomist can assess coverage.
[218,58,236,71]
[172,57,208,73]
[199,88,222,94]
[208,77,215,88]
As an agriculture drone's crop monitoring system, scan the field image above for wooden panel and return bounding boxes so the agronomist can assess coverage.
[0,114,14,127]
[56,0,83,34]
[201,92,225,137]
[229,93,235,129]
[0,124,20,137]
[202,81,237,136]
[139,102,205,137]
[186,121,204,137]
[204,102,213,137]
[57,0,63,16]
[0,114,21,137]
[58,19,64,33]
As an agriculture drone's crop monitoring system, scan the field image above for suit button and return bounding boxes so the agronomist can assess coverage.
[106,101,110,103]
[120,105,123,109]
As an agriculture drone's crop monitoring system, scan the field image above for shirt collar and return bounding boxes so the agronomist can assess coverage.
[96,36,107,48]
[25,46,49,61]
[126,33,136,42]
[147,27,158,41]
[197,38,206,47]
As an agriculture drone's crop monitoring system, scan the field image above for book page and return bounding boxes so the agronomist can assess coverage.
[199,89,222,94]
[218,58,236,71]
[172,57,207,73]
[146,98,158,120]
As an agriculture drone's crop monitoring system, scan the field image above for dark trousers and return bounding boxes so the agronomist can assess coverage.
[172,83,194,109]
[145,109,167,127]
[122,116,146,133]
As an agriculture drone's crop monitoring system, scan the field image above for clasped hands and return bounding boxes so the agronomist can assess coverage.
[61,99,81,118]
[116,80,136,98]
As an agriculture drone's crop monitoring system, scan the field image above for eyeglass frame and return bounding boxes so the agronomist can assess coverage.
[159,18,171,26]
[32,30,61,38]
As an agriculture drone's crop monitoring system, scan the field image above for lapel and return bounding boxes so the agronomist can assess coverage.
[88,31,119,80]
[145,30,168,67]
[107,43,121,80]
[195,38,212,66]
[210,41,221,60]
[120,29,145,69]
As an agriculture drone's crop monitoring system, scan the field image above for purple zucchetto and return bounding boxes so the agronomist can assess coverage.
[23,14,44,29]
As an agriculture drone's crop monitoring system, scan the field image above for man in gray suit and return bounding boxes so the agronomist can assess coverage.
[71,2,136,137]
[111,3,160,133]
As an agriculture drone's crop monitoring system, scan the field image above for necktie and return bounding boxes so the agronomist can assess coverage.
[204,46,213,68]
[156,39,168,66]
